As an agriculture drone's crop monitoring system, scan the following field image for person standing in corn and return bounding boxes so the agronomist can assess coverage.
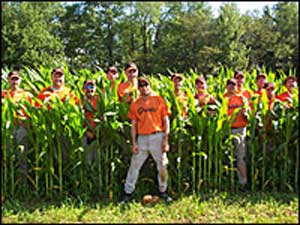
[81,79,100,163]
[36,67,78,108]
[276,75,298,108]
[2,70,33,135]
[2,70,34,176]
[234,71,252,100]
[171,73,188,118]
[117,62,139,104]
[224,78,250,191]
[120,77,172,202]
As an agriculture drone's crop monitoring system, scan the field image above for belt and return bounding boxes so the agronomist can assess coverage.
[139,131,162,136]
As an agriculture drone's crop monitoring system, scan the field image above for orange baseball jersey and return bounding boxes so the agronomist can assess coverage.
[276,92,292,102]
[276,92,294,108]
[36,86,78,108]
[253,89,267,97]
[195,91,215,107]
[2,89,33,120]
[82,97,98,130]
[117,82,137,103]
[237,88,252,100]
[2,89,33,104]
[175,92,188,117]
[224,94,248,128]
[264,98,276,131]
[128,96,171,135]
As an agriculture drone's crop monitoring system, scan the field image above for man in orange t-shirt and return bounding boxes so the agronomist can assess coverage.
[234,71,252,100]
[81,79,100,163]
[171,73,188,118]
[276,76,298,108]
[2,70,34,175]
[2,70,33,124]
[36,67,78,109]
[224,78,249,191]
[194,76,217,114]
[117,62,138,104]
[253,73,267,97]
[2,70,33,141]
[121,77,172,202]
[106,65,119,91]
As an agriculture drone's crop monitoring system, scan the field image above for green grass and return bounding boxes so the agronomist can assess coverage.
[2,192,298,223]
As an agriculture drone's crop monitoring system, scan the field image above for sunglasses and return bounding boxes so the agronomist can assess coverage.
[10,77,20,81]
[109,70,117,74]
[139,83,149,88]
[236,76,244,80]
[267,87,274,91]
[128,69,137,73]
[84,84,95,90]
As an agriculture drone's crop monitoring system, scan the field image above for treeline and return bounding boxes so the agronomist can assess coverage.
[1,2,299,75]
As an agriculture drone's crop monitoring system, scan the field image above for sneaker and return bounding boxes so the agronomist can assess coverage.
[238,185,248,193]
[159,191,173,203]
[119,192,133,203]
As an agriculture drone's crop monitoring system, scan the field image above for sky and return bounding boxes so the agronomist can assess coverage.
[208,1,278,16]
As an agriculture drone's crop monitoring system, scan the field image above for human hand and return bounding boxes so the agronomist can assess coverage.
[86,130,95,139]
[132,143,139,154]
[162,139,169,152]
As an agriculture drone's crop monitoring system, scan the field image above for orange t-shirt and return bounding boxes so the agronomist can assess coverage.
[117,82,137,103]
[276,92,294,108]
[237,88,252,100]
[82,96,99,130]
[276,92,292,102]
[264,98,276,131]
[224,93,248,128]
[2,89,33,104]
[2,89,33,121]
[36,86,78,108]
[195,91,215,107]
[128,95,171,135]
[175,92,188,118]
[253,89,267,97]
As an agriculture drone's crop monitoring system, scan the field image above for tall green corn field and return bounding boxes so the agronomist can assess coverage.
[1,66,298,200]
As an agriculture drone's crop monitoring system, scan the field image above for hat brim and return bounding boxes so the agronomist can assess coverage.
[173,76,183,82]
[85,82,95,85]
[287,76,296,82]
[256,75,266,80]
[126,66,137,71]
[53,72,64,76]
[9,75,20,79]
[196,78,206,84]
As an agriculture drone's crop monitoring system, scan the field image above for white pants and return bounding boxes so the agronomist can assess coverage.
[231,127,247,185]
[124,132,169,194]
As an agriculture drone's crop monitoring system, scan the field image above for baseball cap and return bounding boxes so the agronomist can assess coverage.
[226,78,237,86]
[107,66,118,73]
[8,70,21,79]
[138,77,150,86]
[84,79,96,86]
[171,73,183,82]
[125,62,137,72]
[234,71,244,78]
[195,76,206,84]
[285,76,297,83]
[51,67,64,76]
[256,73,266,80]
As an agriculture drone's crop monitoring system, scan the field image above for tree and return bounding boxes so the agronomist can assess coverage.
[2,2,65,69]
[272,2,299,73]
[212,3,250,70]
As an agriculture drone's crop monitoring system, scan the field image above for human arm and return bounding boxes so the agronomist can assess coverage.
[162,116,170,152]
